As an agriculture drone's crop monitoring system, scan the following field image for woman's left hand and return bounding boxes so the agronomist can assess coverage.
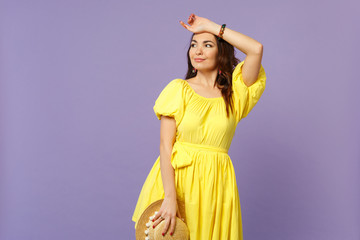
[179,13,214,34]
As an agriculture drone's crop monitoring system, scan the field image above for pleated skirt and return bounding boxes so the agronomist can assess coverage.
[132,141,244,240]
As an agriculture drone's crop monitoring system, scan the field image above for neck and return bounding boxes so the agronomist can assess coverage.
[195,69,218,88]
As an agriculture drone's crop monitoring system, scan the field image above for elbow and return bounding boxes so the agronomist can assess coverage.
[255,44,263,55]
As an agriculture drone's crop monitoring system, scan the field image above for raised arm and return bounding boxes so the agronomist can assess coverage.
[208,22,263,87]
[180,13,264,87]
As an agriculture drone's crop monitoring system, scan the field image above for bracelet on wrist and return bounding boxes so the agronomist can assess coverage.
[217,24,226,39]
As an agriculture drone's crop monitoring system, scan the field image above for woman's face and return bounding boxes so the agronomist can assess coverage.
[189,33,218,72]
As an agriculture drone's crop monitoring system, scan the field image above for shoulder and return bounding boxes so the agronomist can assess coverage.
[171,78,185,85]
[163,79,185,90]
[158,79,186,96]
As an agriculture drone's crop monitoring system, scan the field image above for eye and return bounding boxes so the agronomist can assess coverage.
[191,43,212,48]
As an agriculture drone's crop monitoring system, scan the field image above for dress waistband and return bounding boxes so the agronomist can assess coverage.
[174,141,228,153]
[169,141,228,170]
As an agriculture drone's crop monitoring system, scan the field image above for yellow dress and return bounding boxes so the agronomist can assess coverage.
[132,60,266,240]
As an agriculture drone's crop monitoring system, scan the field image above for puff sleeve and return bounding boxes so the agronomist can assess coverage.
[232,60,267,122]
[153,79,185,126]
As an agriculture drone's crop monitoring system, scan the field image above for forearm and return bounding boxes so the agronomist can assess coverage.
[159,145,177,199]
[207,22,263,55]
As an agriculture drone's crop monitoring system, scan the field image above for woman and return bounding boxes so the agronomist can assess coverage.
[132,13,267,239]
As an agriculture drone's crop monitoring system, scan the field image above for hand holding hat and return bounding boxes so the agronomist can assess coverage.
[135,199,189,240]
[152,197,183,236]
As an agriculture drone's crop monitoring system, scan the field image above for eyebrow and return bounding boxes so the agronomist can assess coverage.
[191,40,215,44]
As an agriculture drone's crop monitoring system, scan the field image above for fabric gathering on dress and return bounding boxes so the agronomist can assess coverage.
[132,60,266,240]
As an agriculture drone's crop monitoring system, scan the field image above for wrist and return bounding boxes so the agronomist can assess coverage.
[165,192,177,200]
[207,22,222,36]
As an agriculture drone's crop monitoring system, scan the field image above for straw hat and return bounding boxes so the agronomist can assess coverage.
[135,199,189,240]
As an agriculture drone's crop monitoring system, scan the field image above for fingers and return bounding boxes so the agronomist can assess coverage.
[168,216,176,236]
[181,14,195,27]
[189,13,195,22]
[180,20,193,33]
[161,216,172,236]
[188,14,195,25]
[179,20,188,30]
[152,212,176,236]
[153,216,174,236]
[152,211,159,222]
[180,13,197,32]
[152,211,163,227]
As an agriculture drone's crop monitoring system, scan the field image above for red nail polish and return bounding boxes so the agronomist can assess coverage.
[153,225,155,228]
[170,232,173,236]
[152,219,154,222]
[162,232,165,236]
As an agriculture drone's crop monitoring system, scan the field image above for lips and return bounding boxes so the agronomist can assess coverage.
[194,58,205,62]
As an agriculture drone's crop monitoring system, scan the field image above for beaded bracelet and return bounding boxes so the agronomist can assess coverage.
[217,24,226,39]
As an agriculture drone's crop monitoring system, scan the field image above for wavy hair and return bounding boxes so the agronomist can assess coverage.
[184,33,240,118]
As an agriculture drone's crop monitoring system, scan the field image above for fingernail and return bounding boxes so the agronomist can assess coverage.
[170,232,173,236]
[153,225,155,228]
[162,232,165,236]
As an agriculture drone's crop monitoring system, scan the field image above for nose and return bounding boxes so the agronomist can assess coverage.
[195,46,203,55]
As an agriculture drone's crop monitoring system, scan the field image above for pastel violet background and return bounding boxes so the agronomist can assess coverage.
[1,0,359,240]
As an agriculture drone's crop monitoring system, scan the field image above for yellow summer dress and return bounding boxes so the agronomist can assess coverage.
[132,60,266,240]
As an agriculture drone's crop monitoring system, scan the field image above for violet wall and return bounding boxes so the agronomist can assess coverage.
[1,0,358,239]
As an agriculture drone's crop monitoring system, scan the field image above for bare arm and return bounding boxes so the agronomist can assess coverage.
[152,115,183,236]
[207,22,264,87]
[208,22,262,55]
[159,116,177,199]
[180,14,264,87]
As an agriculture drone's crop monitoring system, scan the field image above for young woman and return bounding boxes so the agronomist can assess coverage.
[132,13,267,239]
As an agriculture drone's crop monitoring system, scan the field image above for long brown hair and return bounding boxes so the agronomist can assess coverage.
[184,33,240,118]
